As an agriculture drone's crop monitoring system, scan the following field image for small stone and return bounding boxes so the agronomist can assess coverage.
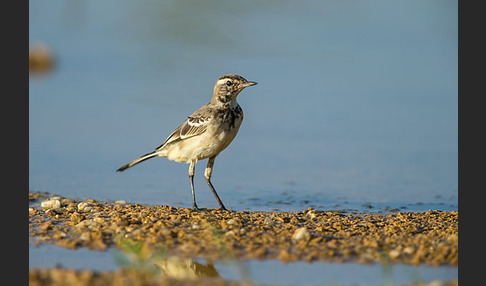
[226,218,236,225]
[306,212,316,219]
[79,232,91,241]
[77,202,92,212]
[61,198,74,205]
[403,246,415,255]
[305,208,317,219]
[225,230,236,236]
[75,219,100,230]
[264,217,273,225]
[40,199,61,210]
[292,227,311,241]
[170,215,181,224]
[115,200,127,205]
[70,212,85,224]
[49,208,65,214]
[388,249,400,259]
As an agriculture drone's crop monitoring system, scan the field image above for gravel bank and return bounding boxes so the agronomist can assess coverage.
[29,191,457,266]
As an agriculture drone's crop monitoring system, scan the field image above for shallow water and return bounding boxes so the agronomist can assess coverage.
[29,243,457,285]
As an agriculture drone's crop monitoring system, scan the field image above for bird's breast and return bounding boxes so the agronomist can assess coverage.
[214,105,243,129]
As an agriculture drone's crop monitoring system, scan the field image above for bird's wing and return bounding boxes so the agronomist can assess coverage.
[156,104,212,150]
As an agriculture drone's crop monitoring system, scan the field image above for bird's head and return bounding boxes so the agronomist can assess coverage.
[212,74,257,104]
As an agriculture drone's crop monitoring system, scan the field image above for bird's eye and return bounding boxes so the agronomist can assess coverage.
[226,80,233,86]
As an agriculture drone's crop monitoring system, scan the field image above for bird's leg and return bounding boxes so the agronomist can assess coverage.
[188,161,198,210]
[205,156,227,210]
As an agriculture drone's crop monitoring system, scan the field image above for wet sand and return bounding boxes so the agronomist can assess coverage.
[29,191,458,285]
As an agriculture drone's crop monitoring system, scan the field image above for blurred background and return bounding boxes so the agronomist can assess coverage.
[29,0,458,212]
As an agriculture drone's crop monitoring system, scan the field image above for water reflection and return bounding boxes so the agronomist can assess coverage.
[153,257,220,280]
[29,242,457,285]
[114,238,251,282]
[116,247,457,285]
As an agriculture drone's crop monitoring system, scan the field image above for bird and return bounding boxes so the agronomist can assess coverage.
[117,74,257,210]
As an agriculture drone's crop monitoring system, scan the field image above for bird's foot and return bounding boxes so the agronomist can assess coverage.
[218,205,228,211]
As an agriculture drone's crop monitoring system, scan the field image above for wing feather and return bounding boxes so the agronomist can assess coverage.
[155,113,210,150]
[155,103,212,150]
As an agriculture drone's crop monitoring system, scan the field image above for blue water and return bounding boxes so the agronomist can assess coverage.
[29,0,458,212]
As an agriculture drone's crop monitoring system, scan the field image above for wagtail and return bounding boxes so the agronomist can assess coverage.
[117,74,257,210]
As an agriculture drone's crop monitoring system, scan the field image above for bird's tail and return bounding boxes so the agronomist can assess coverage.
[116,151,159,172]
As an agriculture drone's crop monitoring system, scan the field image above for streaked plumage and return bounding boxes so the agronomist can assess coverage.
[117,74,257,210]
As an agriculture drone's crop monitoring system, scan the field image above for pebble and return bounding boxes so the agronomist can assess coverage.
[263,217,273,225]
[40,199,61,210]
[61,198,74,205]
[75,219,100,230]
[305,208,317,219]
[225,230,236,236]
[77,202,93,212]
[388,249,401,259]
[292,227,311,241]
[403,246,415,255]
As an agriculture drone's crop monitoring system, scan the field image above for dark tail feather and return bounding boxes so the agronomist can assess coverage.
[116,151,158,172]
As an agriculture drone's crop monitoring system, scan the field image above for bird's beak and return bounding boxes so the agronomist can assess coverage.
[241,81,258,88]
